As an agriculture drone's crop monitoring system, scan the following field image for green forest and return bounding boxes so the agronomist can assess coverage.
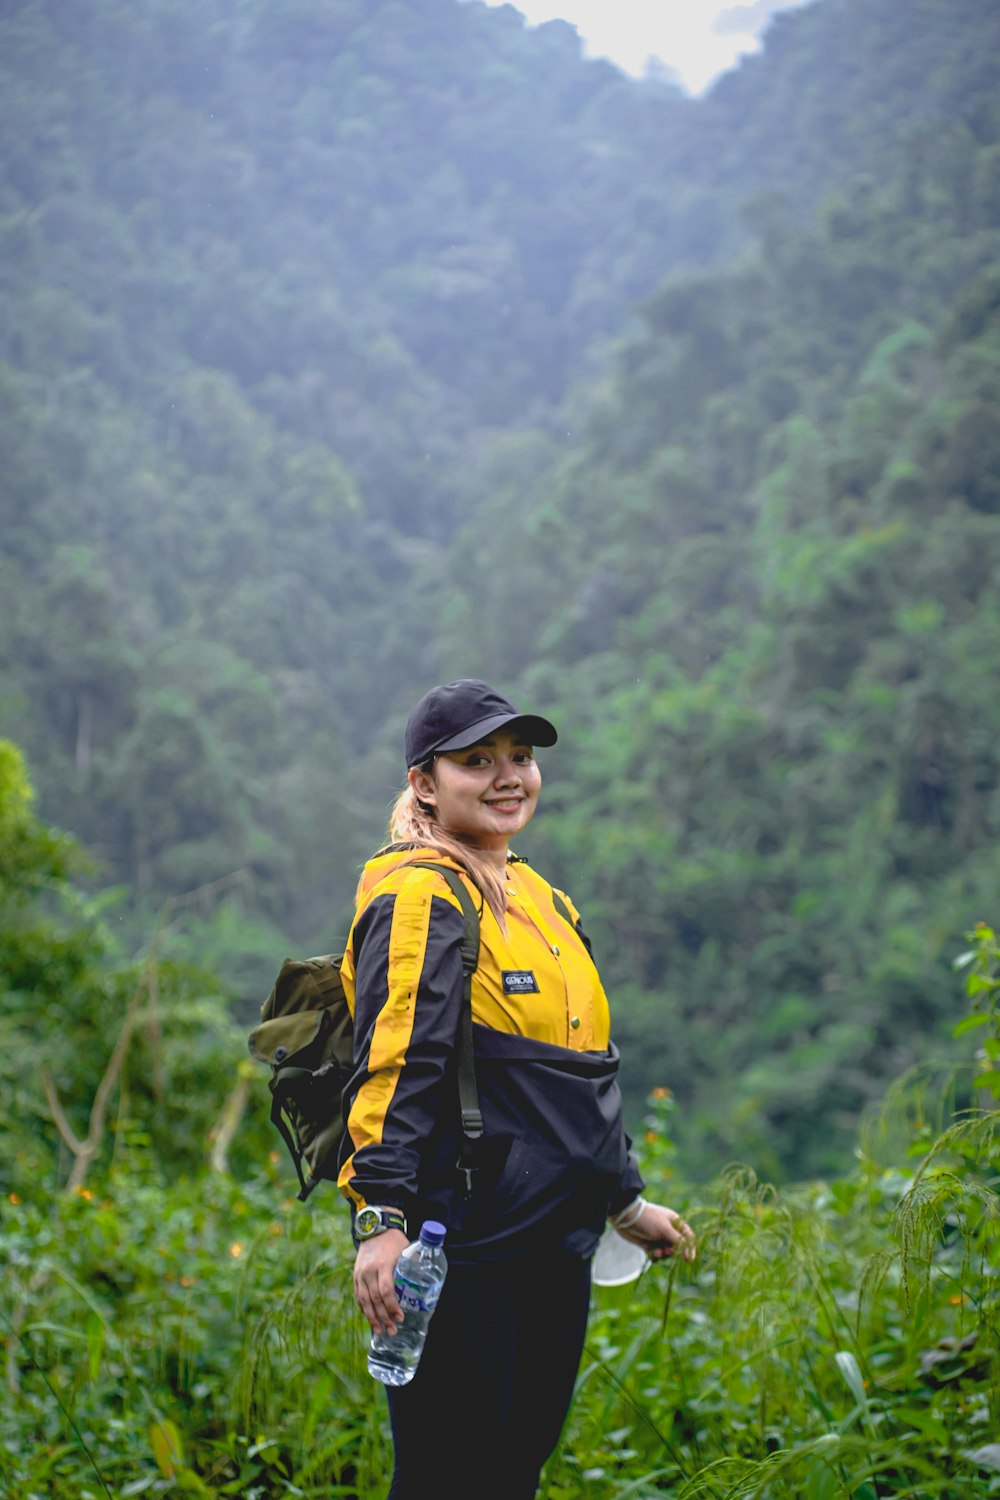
[3,0,1000,1492]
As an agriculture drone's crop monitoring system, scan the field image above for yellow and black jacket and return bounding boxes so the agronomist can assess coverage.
[337,846,643,1261]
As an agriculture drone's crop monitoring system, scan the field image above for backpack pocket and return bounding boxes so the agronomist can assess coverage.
[250,1008,333,1076]
[249,995,354,1198]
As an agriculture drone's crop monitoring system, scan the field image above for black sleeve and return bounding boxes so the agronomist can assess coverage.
[339,888,466,1217]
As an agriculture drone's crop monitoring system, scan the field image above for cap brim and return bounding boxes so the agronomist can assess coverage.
[433,711,558,757]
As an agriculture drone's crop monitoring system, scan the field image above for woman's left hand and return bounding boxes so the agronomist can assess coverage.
[615,1202,696,1262]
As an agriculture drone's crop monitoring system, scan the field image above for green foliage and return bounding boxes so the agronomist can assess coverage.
[439,92,1000,1175]
[2,923,999,1497]
[5,2,1000,1489]
[3,0,1000,1178]
[3,743,1000,1496]
[0,742,276,1195]
[0,739,78,898]
[0,1173,377,1497]
[546,930,1000,1498]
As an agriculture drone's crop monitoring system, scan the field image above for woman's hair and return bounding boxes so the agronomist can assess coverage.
[389,778,508,926]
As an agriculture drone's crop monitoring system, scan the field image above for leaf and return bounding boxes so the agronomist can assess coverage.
[953,951,976,970]
[247,1437,284,1467]
[834,1350,869,1412]
[973,1070,1000,1097]
[800,1455,840,1500]
[954,1012,992,1036]
[301,1368,333,1451]
[969,1444,1000,1472]
[149,1419,184,1479]
[893,1406,950,1445]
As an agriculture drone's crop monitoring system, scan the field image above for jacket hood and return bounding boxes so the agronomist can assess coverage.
[354,844,470,914]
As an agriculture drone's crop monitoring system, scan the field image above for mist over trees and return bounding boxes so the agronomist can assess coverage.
[2,0,1000,1181]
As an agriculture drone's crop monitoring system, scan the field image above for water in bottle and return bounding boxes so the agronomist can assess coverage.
[368,1220,448,1387]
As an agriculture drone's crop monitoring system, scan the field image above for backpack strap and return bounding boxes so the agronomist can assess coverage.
[409,861,484,1193]
[269,1071,314,1198]
[551,889,575,927]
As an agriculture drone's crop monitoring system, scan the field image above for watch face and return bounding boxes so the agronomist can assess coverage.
[356,1207,381,1238]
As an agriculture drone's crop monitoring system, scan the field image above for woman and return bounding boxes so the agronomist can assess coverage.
[337,679,694,1500]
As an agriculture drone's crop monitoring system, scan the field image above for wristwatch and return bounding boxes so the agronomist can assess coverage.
[354,1205,407,1240]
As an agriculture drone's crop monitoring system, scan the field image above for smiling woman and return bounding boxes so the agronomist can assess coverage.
[410,730,542,856]
[335,678,695,1500]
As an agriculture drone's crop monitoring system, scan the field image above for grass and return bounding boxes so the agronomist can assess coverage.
[2,1132,997,1498]
[2,928,999,1496]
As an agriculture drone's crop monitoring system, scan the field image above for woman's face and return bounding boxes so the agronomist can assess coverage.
[409,729,541,851]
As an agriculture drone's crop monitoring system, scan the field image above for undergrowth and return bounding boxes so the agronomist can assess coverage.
[2,923,998,1497]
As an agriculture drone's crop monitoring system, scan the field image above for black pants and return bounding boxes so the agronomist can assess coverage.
[385,1252,592,1500]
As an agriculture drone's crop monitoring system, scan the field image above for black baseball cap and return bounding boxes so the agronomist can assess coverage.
[405,679,558,768]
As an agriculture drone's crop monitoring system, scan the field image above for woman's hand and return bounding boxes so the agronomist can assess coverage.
[614,1201,696,1263]
[353,1228,410,1335]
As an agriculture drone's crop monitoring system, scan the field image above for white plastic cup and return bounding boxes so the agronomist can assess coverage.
[591,1224,648,1287]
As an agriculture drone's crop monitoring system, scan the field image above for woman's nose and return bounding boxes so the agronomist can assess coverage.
[494,757,521,785]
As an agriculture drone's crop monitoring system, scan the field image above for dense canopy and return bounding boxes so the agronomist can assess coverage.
[2,0,999,1174]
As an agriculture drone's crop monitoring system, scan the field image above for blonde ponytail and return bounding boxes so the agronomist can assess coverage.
[388,783,508,928]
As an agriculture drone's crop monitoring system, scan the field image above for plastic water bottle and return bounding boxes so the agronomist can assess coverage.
[368,1220,448,1386]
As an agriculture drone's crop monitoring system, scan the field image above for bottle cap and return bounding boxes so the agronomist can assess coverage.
[419,1220,447,1245]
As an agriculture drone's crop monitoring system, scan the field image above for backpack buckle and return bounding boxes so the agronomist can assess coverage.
[457,1132,481,1199]
[458,1159,477,1198]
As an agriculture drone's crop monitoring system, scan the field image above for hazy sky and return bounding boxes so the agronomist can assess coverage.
[482,0,815,94]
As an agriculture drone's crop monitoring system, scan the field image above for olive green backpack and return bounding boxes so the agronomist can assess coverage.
[248,863,484,1201]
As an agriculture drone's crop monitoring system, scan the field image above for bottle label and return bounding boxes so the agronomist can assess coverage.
[394,1272,438,1315]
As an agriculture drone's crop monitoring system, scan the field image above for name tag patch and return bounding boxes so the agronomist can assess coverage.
[502,969,540,995]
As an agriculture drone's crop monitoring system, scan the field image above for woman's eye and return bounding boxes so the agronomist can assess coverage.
[460,747,533,767]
